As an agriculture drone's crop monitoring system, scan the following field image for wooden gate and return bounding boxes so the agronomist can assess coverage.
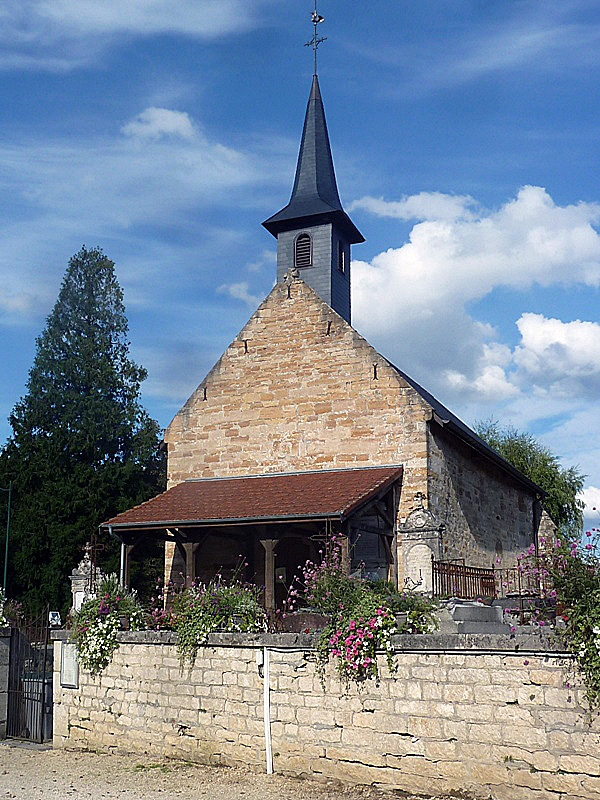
[7,610,53,742]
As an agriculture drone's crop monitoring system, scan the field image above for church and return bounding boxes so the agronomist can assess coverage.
[102,61,544,610]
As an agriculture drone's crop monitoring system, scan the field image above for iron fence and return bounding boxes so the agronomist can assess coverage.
[7,609,53,742]
[431,556,552,605]
[431,557,496,600]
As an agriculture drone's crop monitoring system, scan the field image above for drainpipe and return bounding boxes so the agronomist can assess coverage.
[257,647,273,774]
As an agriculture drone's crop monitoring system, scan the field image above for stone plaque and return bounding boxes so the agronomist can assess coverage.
[60,642,79,688]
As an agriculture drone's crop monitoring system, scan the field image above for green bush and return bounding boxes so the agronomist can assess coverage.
[174,577,266,667]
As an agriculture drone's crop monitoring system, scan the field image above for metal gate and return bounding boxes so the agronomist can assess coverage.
[7,610,53,742]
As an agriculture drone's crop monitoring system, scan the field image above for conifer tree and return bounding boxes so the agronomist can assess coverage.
[0,247,165,613]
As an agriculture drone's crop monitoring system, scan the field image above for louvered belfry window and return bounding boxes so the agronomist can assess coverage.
[294,233,312,268]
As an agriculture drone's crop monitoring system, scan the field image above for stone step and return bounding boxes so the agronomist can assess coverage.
[450,603,504,624]
[454,621,513,634]
[434,607,513,635]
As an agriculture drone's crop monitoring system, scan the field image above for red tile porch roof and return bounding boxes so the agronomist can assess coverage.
[102,465,403,531]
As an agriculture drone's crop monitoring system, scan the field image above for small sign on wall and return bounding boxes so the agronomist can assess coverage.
[60,642,79,688]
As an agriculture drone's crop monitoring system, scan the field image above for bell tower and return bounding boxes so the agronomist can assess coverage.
[262,7,364,324]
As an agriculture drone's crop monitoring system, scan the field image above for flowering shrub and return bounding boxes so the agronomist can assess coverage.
[174,576,266,667]
[0,587,7,627]
[146,578,178,630]
[517,526,600,708]
[327,601,397,682]
[284,534,436,684]
[71,575,144,677]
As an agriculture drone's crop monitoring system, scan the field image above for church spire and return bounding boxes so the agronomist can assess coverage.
[262,75,362,244]
[262,6,363,323]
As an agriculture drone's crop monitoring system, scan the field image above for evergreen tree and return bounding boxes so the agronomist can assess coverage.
[475,419,585,539]
[0,247,165,613]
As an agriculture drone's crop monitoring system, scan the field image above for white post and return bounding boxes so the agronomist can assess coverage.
[263,646,273,774]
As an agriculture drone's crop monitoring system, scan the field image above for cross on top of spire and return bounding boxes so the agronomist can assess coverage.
[305,2,326,76]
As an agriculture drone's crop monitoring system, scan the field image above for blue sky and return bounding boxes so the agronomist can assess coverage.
[0,1,599,529]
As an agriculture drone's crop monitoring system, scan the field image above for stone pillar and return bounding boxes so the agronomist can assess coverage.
[0,627,9,739]
[70,554,93,612]
[398,494,444,593]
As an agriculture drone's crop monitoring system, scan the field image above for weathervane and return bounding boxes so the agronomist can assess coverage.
[305,2,326,76]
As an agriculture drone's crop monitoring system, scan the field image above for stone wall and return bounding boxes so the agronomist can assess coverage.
[427,422,537,571]
[53,631,600,800]
[0,627,9,738]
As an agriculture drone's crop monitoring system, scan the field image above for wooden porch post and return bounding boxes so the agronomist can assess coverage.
[183,542,199,588]
[261,539,277,612]
[340,535,350,575]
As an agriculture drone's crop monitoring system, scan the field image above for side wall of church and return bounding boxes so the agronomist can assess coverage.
[426,423,537,570]
[165,280,431,521]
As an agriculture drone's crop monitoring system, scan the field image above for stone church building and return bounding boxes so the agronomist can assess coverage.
[103,74,543,608]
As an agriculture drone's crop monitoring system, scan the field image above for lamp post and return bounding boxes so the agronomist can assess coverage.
[1,481,12,592]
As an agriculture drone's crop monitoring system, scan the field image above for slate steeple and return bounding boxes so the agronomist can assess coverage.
[262,50,363,323]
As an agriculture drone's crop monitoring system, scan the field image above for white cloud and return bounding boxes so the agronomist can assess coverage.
[388,7,600,95]
[216,282,262,307]
[37,0,259,37]
[513,314,600,396]
[356,186,600,316]
[351,192,477,222]
[444,342,518,401]
[443,19,600,85]
[0,109,257,225]
[352,186,600,405]
[245,249,277,274]
[351,185,600,528]
[0,0,272,70]
[122,108,196,140]
[0,108,283,323]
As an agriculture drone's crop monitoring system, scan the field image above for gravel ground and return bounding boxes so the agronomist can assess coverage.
[0,742,456,800]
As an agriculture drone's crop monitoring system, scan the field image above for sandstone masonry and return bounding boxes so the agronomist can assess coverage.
[53,631,600,800]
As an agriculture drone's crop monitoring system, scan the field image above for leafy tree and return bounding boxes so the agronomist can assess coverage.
[0,246,165,613]
[475,419,585,539]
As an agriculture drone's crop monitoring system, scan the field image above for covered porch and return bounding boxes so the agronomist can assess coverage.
[101,465,403,611]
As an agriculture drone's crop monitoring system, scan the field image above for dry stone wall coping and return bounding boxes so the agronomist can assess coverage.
[50,628,567,654]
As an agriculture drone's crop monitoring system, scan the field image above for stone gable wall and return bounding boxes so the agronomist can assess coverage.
[53,632,600,800]
[165,280,431,519]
